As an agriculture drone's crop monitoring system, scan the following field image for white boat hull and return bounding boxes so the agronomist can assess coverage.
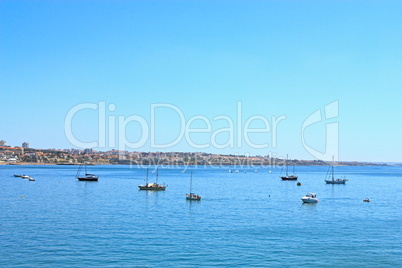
[301,197,318,203]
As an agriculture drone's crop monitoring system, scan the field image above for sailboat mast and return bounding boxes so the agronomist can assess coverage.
[286,154,289,176]
[85,163,87,175]
[156,167,159,184]
[332,156,335,181]
[76,164,82,178]
[146,167,149,185]
[189,168,193,193]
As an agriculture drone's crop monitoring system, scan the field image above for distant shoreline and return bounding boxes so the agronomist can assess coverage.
[0,162,395,167]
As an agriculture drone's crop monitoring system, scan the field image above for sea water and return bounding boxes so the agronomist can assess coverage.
[1,165,401,267]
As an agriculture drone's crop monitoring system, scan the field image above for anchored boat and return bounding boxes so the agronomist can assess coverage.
[76,163,98,181]
[301,193,318,203]
[186,168,201,201]
[280,154,298,180]
[138,167,166,191]
[325,156,347,184]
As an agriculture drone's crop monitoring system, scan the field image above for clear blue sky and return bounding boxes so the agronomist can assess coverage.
[1,0,401,162]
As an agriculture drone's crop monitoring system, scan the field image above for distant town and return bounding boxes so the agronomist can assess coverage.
[0,140,389,167]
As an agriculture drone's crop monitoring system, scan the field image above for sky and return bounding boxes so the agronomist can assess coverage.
[0,0,401,162]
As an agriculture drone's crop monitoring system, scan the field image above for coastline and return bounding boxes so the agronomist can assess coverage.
[0,162,392,167]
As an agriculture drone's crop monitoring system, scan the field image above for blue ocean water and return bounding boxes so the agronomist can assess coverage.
[1,165,401,267]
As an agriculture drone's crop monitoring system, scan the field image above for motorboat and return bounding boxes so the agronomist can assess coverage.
[301,193,318,203]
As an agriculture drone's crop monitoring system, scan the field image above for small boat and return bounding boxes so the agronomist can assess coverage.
[325,178,347,184]
[139,182,166,190]
[186,168,201,201]
[297,182,302,186]
[28,177,35,181]
[325,156,347,184]
[14,174,23,177]
[76,163,98,181]
[21,175,30,179]
[138,168,166,191]
[186,193,201,200]
[280,154,298,180]
[363,199,370,202]
[301,193,318,203]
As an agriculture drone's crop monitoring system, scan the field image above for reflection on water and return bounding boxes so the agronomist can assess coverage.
[301,203,318,210]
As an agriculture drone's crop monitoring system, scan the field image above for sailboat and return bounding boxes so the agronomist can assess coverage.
[325,156,347,184]
[76,163,98,181]
[186,168,201,201]
[280,154,298,180]
[138,167,166,190]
